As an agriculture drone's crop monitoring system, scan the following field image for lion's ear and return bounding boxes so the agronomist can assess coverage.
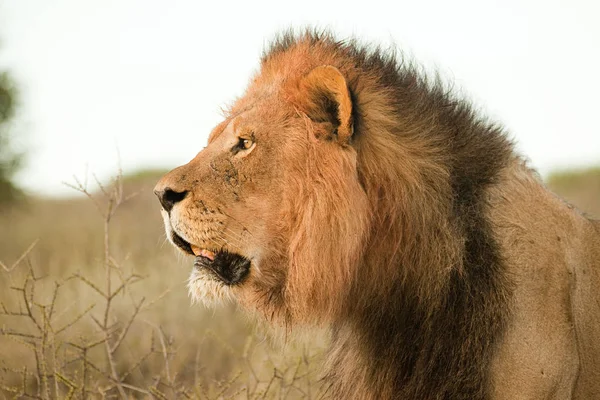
[299,65,354,144]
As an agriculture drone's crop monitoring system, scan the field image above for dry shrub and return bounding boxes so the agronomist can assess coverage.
[0,171,326,399]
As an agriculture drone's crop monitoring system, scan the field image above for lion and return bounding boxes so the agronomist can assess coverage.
[154,31,600,399]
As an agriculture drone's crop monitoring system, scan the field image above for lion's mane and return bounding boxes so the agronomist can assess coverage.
[253,31,515,399]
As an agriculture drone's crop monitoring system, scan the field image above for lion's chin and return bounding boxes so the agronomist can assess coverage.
[187,268,235,306]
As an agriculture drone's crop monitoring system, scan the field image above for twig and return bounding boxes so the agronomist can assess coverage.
[54,304,96,335]
[110,297,144,354]
[144,321,173,385]
[0,240,39,273]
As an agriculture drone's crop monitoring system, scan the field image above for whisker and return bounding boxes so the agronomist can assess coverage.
[222,227,245,243]
[213,233,234,249]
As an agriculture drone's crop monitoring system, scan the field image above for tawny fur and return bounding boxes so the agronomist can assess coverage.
[155,31,600,399]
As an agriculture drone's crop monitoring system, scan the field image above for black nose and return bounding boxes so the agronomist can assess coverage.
[154,187,188,213]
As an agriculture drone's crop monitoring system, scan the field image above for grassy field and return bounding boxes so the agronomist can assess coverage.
[0,166,598,399]
[547,167,600,218]
[0,172,326,399]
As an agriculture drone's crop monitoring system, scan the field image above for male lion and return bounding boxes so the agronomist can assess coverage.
[154,31,600,399]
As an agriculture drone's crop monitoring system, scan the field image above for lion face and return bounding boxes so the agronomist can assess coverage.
[155,62,371,322]
[155,102,289,303]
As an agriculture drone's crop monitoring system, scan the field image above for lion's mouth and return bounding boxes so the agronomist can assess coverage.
[171,231,250,285]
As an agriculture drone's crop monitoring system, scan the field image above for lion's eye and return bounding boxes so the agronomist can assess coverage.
[236,138,253,151]
[241,138,252,149]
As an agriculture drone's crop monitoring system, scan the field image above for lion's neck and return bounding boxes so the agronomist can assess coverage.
[326,234,511,398]
[327,141,516,399]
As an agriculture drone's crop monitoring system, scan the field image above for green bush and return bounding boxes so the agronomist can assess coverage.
[0,72,23,204]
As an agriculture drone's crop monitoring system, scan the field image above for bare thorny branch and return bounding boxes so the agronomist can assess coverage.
[2,167,327,398]
[0,240,39,273]
[0,170,153,398]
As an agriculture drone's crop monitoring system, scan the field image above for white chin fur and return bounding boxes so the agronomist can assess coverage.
[187,268,234,306]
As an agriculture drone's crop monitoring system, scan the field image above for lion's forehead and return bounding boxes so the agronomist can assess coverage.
[209,111,254,143]
[208,115,236,143]
[213,104,295,145]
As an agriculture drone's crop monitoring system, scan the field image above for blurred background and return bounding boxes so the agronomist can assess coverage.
[0,0,598,398]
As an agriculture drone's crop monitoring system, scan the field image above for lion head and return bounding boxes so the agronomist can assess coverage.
[154,43,375,324]
[154,31,506,325]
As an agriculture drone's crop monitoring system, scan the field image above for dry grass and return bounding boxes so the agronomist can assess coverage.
[0,165,598,399]
[0,171,327,399]
[547,167,600,218]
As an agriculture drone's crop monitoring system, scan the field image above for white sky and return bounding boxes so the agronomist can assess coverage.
[0,0,599,196]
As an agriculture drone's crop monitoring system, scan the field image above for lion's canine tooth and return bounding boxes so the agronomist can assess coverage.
[191,245,202,256]
[190,245,215,261]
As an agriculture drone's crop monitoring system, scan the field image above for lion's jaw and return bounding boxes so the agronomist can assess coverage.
[159,207,249,306]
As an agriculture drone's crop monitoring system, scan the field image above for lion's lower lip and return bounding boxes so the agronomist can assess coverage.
[170,230,250,285]
[193,251,250,286]
[171,231,194,255]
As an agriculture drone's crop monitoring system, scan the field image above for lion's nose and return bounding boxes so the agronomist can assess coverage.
[153,187,188,213]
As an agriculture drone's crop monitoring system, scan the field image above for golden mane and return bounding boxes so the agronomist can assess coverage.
[256,31,514,398]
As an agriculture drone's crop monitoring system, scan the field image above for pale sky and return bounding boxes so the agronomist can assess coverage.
[0,0,599,196]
